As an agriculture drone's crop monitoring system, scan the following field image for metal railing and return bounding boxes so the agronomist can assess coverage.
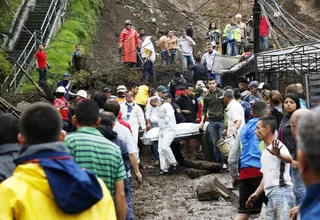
[2,0,60,90]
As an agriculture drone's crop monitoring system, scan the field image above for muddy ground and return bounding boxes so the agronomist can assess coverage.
[132,149,238,220]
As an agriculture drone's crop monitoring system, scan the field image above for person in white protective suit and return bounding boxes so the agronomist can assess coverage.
[120,93,146,156]
[158,94,178,174]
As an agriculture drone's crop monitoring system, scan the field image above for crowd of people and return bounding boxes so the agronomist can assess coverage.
[1,67,320,219]
[117,13,269,84]
[3,11,319,220]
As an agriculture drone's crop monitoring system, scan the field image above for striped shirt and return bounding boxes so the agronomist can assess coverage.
[65,127,126,197]
[113,121,137,154]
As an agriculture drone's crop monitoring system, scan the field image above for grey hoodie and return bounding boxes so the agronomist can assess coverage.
[0,143,21,182]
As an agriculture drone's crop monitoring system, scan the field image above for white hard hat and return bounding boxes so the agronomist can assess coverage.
[77,90,88,99]
[258,82,265,89]
[117,85,127,93]
[56,86,66,94]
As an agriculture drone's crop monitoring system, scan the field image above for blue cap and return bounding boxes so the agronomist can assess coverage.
[63,73,70,78]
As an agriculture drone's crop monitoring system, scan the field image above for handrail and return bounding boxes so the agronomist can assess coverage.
[40,0,55,32]
[40,0,59,42]
[2,30,36,87]
[2,0,60,90]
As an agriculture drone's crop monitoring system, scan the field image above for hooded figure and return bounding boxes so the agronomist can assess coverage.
[169,72,187,99]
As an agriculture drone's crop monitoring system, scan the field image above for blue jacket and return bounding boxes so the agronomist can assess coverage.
[240,117,264,169]
[299,182,320,220]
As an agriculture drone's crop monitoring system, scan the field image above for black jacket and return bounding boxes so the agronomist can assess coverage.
[186,25,193,38]
[169,76,187,99]
[176,94,198,122]
[171,102,186,124]
[191,64,208,83]
[0,143,21,182]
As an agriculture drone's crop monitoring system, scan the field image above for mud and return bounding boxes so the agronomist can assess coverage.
[132,150,237,220]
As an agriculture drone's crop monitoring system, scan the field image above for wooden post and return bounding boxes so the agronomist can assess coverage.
[15,62,48,98]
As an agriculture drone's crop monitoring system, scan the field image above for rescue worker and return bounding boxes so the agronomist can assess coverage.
[53,86,70,131]
[57,73,75,101]
[135,83,150,110]
[120,93,146,154]
[158,94,178,174]
[119,20,140,67]
[224,16,241,56]
[76,90,88,104]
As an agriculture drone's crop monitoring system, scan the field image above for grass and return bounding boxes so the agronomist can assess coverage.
[19,0,103,92]
[0,0,23,34]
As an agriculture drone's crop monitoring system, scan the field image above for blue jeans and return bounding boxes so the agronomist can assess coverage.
[207,120,225,163]
[291,168,306,205]
[266,187,295,220]
[182,55,195,72]
[161,50,168,65]
[227,40,239,56]
[207,70,221,86]
[142,60,155,82]
[151,122,159,160]
[260,36,268,51]
[124,177,134,220]
[169,49,178,64]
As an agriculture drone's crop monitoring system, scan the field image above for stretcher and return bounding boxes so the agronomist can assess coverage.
[140,122,209,145]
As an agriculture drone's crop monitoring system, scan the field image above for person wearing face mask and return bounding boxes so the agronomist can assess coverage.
[120,93,146,156]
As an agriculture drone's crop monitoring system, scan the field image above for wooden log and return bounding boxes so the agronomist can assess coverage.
[216,187,230,199]
[196,183,220,201]
[184,159,222,172]
[185,168,211,179]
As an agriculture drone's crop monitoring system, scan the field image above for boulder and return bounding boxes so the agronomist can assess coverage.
[196,183,220,201]
[185,168,211,179]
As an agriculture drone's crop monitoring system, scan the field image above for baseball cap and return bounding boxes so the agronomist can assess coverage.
[117,85,127,93]
[219,89,234,99]
[62,73,70,78]
[56,86,66,94]
[163,93,172,99]
[249,81,259,89]
[157,85,168,93]
[76,90,88,99]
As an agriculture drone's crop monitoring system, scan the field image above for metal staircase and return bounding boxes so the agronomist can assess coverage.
[3,0,60,90]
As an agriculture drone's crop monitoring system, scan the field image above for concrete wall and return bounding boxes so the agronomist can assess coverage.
[8,0,36,50]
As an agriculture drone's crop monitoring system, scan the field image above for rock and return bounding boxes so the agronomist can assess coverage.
[196,183,220,201]
[185,168,211,179]
[184,159,222,172]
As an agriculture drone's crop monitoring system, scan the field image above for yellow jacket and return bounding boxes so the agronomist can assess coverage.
[135,85,150,106]
[0,163,117,220]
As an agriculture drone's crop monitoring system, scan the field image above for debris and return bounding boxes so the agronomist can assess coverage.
[196,183,220,201]
[184,159,222,172]
[185,168,211,179]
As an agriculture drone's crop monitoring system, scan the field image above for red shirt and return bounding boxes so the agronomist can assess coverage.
[260,16,269,37]
[53,97,70,121]
[117,112,132,133]
[35,50,47,68]
[239,167,263,180]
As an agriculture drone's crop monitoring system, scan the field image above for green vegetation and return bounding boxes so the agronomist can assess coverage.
[0,49,12,82]
[20,0,103,91]
[0,0,23,34]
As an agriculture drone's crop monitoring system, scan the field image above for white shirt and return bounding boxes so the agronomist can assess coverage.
[178,36,196,56]
[226,99,245,136]
[201,50,219,71]
[260,140,293,196]
[120,102,146,130]
[158,102,176,129]
[141,36,156,63]
[113,122,137,154]
[145,95,161,122]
